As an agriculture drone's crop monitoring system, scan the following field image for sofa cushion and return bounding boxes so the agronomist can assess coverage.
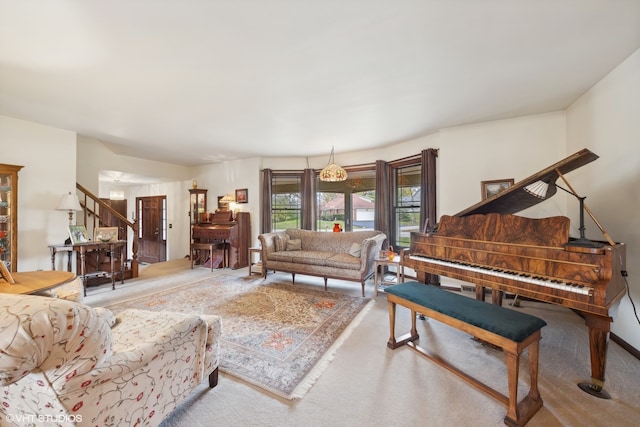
[269,250,334,266]
[325,253,362,270]
[274,233,290,252]
[348,242,361,258]
[286,238,302,251]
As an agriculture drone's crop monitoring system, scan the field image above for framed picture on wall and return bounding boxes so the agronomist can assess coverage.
[235,188,248,204]
[481,179,514,200]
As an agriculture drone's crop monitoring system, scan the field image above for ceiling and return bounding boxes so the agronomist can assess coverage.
[1,1,640,167]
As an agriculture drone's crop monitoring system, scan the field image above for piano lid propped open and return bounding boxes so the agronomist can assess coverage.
[455,148,598,217]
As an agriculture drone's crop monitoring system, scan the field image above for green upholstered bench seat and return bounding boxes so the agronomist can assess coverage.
[385,281,546,342]
[385,281,546,426]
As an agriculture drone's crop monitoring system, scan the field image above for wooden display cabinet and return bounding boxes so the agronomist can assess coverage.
[189,189,207,225]
[0,164,24,272]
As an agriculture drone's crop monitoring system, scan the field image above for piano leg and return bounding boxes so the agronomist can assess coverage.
[474,286,504,307]
[491,289,504,306]
[579,313,612,399]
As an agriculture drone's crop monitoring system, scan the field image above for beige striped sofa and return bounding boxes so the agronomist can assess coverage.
[258,228,386,297]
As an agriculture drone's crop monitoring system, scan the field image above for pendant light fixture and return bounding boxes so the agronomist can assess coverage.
[319,146,348,182]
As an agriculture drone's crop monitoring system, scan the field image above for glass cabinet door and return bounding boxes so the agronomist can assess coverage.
[0,164,24,272]
[189,189,207,225]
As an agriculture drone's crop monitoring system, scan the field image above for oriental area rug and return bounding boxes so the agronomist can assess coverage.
[106,275,374,399]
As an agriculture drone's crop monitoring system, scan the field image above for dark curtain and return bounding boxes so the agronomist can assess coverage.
[301,168,317,230]
[420,149,438,231]
[420,148,439,283]
[374,160,391,248]
[260,169,273,233]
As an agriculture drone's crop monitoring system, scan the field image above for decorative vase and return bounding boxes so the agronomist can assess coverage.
[387,246,396,261]
[333,223,341,232]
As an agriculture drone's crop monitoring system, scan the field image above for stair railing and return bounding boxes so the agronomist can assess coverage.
[75,183,139,278]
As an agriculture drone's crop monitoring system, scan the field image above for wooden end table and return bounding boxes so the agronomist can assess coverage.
[374,255,403,297]
[248,247,263,276]
[0,270,76,295]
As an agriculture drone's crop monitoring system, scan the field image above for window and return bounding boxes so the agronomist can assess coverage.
[271,174,302,231]
[393,163,421,248]
[317,169,376,232]
[162,197,167,240]
[265,150,434,243]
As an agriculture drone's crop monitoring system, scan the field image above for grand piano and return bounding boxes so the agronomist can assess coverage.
[191,211,251,269]
[403,148,627,399]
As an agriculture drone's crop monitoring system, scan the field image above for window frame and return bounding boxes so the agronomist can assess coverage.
[391,158,422,249]
[270,172,303,232]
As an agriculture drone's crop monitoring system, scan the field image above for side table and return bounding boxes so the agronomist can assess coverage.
[248,247,263,276]
[374,255,403,297]
[0,271,76,295]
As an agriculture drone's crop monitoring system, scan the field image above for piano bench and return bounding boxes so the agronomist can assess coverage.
[191,243,226,271]
[385,281,546,427]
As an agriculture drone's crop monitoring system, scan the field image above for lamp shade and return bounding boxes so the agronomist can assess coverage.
[523,180,550,199]
[319,146,348,182]
[220,194,235,203]
[57,192,82,211]
[320,163,348,182]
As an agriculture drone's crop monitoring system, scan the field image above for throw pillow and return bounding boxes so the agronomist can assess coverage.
[348,242,362,258]
[274,234,289,252]
[287,239,302,251]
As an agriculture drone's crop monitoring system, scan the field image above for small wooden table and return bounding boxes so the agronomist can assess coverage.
[248,247,262,276]
[374,255,403,297]
[0,271,76,295]
[49,241,126,295]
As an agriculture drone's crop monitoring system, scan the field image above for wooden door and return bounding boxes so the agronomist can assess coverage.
[136,196,167,263]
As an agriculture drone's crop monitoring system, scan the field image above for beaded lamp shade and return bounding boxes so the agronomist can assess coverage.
[319,147,348,182]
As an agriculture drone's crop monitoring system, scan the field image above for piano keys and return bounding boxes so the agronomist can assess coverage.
[403,148,627,399]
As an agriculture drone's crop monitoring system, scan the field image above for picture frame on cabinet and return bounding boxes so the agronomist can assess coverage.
[69,225,89,244]
[94,227,118,242]
[481,179,514,200]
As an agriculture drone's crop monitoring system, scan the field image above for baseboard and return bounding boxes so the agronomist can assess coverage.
[611,333,640,361]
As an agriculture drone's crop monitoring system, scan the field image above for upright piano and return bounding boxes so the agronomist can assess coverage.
[192,211,251,269]
[403,148,627,399]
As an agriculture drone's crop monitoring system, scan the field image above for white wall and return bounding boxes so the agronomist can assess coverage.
[77,137,195,260]
[126,181,193,260]
[566,48,640,349]
[192,157,262,247]
[230,113,565,252]
[0,115,77,271]
[435,112,567,219]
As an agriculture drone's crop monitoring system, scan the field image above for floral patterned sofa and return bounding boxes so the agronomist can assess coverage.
[0,293,221,427]
[258,228,387,297]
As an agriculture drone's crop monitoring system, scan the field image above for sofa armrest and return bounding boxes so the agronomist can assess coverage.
[359,233,387,276]
[258,231,288,267]
[58,309,209,395]
[258,232,279,254]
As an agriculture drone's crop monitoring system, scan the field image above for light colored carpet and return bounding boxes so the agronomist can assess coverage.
[104,275,374,399]
[85,263,640,427]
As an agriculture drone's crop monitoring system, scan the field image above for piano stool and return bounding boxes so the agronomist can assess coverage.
[190,241,228,271]
[386,281,547,427]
